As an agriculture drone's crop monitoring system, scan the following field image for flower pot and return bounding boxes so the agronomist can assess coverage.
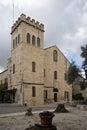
[39,111,55,126]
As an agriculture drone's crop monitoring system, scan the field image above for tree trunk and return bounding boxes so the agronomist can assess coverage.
[54,103,68,113]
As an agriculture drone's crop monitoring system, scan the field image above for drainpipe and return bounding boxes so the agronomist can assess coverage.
[21,71,24,106]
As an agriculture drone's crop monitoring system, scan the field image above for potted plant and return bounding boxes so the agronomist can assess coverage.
[39,111,55,126]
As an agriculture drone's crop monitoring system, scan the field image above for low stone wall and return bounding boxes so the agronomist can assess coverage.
[77,105,87,110]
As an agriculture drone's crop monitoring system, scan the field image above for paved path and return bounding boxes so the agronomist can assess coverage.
[0,103,57,115]
[0,104,27,114]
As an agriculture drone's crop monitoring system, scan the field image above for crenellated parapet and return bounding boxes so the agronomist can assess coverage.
[11,13,44,34]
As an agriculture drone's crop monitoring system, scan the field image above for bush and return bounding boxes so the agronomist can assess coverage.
[79,100,87,105]
[73,93,84,100]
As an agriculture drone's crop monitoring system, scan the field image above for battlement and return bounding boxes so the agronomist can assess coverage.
[11,13,44,34]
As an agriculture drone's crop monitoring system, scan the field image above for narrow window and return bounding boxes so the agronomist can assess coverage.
[64,91,66,99]
[64,73,67,80]
[13,39,15,48]
[32,35,35,45]
[16,37,17,46]
[44,90,48,99]
[64,91,69,100]
[32,86,36,97]
[27,33,30,43]
[44,69,46,77]
[13,64,15,74]
[53,50,57,62]
[32,62,36,72]
[18,34,20,44]
[37,37,40,47]
[54,71,57,80]
[4,78,8,88]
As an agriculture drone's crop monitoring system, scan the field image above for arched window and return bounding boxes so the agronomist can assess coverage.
[27,33,30,43]
[32,35,35,45]
[53,50,57,62]
[32,61,36,72]
[37,37,40,47]
[32,86,36,97]
[54,71,57,80]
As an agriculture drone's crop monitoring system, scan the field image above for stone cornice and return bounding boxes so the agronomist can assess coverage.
[11,13,44,34]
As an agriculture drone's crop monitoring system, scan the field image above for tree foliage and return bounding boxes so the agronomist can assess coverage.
[0,85,4,91]
[66,61,80,85]
[72,93,84,100]
[80,44,87,69]
[0,85,6,103]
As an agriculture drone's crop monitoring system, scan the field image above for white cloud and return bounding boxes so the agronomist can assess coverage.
[0,66,4,73]
[16,0,49,8]
[0,0,12,7]
[0,0,49,9]
[0,0,87,69]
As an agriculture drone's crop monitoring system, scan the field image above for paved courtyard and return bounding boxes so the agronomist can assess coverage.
[0,105,87,130]
[0,103,56,114]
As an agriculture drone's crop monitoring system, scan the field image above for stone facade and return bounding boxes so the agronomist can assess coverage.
[0,14,72,106]
[0,69,8,87]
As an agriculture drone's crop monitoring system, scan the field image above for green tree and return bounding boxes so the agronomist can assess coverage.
[80,44,87,67]
[0,85,5,103]
[66,61,80,85]
[80,44,87,79]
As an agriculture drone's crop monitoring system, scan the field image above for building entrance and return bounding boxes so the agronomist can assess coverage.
[54,93,57,102]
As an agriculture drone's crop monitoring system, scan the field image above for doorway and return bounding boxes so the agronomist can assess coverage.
[54,93,57,102]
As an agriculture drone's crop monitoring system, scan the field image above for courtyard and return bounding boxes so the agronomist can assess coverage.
[0,104,87,130]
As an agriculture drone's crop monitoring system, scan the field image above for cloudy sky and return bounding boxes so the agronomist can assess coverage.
[0,0,87,72]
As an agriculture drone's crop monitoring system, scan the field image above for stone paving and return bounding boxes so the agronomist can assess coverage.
[0,103,57,115]
[0,106,87,130]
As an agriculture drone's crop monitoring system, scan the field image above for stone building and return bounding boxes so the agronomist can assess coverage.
[0,14,72,106]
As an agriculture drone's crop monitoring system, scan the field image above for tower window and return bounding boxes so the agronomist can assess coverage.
[32,35,35,45]
[27,33,30,43]
[37,37,40,47]
[13,64,15,74]
[32,61,36,72]
[54,71,57,80]
[18,34,20,44]
[53,50,57,62]
[13,39,15,48]
[32,86,36,97]
[16,37,17,46]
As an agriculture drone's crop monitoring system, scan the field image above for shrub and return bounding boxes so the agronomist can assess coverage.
[73,93,84,100]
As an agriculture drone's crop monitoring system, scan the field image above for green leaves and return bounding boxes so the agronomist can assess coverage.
[66,61,80,85]
[81,44,87,70]
[0,85,5,91]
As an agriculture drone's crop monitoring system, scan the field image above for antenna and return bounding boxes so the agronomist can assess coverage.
[13,0,14,23]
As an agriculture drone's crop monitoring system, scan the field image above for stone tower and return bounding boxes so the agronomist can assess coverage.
[8,14,45,105]
[11,13,44,49]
